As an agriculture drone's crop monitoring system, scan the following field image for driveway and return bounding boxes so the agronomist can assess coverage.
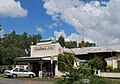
[0,78,53,84]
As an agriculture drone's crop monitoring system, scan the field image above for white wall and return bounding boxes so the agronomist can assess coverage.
[97,72,120,78]
[31,43,61,58]
[106,58,117,69]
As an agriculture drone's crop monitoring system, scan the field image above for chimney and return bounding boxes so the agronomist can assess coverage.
[81,39,85,48]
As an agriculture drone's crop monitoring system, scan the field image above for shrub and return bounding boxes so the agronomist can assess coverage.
[106,65,113,72]
[58,52,75,72]
[112,68,120,72]
[88,56,103,70]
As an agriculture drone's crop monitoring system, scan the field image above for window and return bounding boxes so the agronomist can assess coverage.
[13,68,18,72]
[19,69,25,72]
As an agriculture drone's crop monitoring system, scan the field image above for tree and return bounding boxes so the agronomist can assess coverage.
[58,52,94,84]
[65,41,77,48]
[0,30,42,65]
[1,46,26,65]
[78,41,96,48]
[58,52,75,72]
[85,41,89,47]
[58,35,65,47]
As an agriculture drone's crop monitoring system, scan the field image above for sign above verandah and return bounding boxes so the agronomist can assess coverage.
[34,45,55,51]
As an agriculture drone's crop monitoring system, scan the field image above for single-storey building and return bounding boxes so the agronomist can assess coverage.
[15,40,63,77]
[15,40,120,77]
[72,45,120,69]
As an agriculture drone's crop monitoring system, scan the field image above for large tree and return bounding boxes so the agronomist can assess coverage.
[1,46,26,65]
[0,31,42,65]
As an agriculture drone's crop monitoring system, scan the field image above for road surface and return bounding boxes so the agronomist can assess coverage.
[0,78,53,84]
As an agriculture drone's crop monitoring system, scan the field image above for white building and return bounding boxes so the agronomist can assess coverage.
[15,40,120,77]
[15,40,63,77]
[72,45,120,69]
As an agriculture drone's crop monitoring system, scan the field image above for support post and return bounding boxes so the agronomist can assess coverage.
[39,59,43,78]
[50,56,54,78]
[55,61,58,77]
[28,62,31,71]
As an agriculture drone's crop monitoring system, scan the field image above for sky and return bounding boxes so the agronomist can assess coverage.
[0,0,120,46]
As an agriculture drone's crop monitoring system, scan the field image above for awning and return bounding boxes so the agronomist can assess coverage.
[14,56,51,62]
[14,55,58,62]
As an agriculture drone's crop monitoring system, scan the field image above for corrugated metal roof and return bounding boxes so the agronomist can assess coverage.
[70,45,120,55]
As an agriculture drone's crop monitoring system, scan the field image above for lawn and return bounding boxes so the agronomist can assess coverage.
[109,79,120,84]
[0,73,6,78]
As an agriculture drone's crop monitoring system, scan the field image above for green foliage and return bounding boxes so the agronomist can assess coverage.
[106,67,120,72]
[78,41,96,48]
[58,35,65,47]
[57,53,112,84]
[57,67,94,84]
[58,36,77,48]
[85,41,90,47]
[0,30,42,65]
[88,56,103,70]
[58,72,112,84]
[58,52,75,72]
[65,41,77,49]
[90,76,112,84]
[1,46,26,64]
[58,52,96,84]
[112,68,120,72]
[106,65,113,72]
[64,68,82,84]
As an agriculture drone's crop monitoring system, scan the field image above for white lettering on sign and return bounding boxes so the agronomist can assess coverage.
[34,45,55,51]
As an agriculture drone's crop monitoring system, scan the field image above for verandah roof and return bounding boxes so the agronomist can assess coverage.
[14,56,53,62]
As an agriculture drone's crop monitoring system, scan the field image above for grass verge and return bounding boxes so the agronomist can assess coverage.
[0,74,6,78]
[1,74,120,84]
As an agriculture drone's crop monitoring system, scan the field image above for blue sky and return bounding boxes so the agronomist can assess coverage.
[0,0,120,46]
[0,0,77,40]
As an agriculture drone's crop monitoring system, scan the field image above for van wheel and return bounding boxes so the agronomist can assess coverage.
[12,74,17,78]
[29,74,34,78]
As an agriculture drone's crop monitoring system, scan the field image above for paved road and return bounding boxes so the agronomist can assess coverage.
[0,78,53,84]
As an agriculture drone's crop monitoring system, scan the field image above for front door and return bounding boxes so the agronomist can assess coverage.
[32,62,40,77]
[43,61,55,77]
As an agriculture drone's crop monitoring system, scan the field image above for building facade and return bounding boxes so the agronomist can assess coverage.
[15,40,63,77]
[15,40,120,77]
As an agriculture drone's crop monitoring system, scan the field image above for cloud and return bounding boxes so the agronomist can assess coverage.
[36,27,45,33]
[46,36,55,41]
[0,0,28,18]
[47,22,62,29]
[54,30,93,44]
[54,30,67,40]
[0,28,4,36]
[43,0,120,46]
